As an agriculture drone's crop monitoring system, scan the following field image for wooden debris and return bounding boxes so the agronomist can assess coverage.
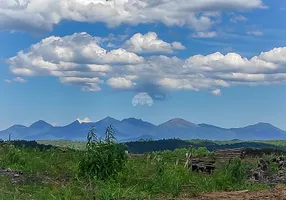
[215,148,247,161]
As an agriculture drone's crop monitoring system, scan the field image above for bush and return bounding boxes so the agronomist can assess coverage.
[212,157,247,189]
[78,125,127,180]
[0,143,26,167]
[194,147,211,157]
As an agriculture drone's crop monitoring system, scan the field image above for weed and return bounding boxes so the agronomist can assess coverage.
[78,125,127,180]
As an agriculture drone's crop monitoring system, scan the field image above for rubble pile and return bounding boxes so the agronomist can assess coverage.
[0,167,24,184]
[249,157,286,187]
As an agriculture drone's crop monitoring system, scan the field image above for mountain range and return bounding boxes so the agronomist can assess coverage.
[1,117,286,141]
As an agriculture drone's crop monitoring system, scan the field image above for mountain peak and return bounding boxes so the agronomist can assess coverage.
[121,118,156,128]
[11,124,27,129]
[256,122,273,126]
[160,118,198,128]
[122,118,142,122]
[168,118,189,122]
[98,116,120,124]
[251,122,281,130]
[30,120,53,128]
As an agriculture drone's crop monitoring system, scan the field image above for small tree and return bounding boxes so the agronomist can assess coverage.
[195,147,210,157]
[79,125,127,180]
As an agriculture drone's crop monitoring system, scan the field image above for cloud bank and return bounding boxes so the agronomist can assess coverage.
[0,0,266,33]
[7,32,286,96]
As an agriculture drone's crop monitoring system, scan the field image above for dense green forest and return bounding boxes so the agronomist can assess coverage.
[2,138,286,153]
[125,139,286,153]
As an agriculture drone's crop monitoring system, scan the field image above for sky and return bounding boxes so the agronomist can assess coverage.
[1,0,286,130]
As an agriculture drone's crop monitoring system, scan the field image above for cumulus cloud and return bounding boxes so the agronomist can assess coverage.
[107,77,135,89]
[0,0,266,33]
[191,31,217,38]
[125,32,185,54]
[6,32,144,91]
[171,42,186,50]
[7,32,286,96]
[4,77,27,83]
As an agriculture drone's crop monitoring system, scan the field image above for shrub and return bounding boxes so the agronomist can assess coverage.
[0,143,26,167]
[194,147,210,157]
[213,157,247,189]
[225,158,246,184]
[78,125,127,180]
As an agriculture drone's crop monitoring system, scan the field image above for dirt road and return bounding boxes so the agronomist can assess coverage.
[181,188,286,200]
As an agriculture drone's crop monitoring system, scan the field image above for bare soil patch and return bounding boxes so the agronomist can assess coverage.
[182,187,286,200]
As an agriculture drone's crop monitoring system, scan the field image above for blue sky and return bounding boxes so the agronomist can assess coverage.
[1,0,286,130]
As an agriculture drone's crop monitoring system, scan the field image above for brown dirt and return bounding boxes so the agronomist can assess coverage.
[181,187,286,200]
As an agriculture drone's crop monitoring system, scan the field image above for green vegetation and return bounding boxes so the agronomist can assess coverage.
[4,131,286,199]
[79,126,127,180]
[1,142,273,199]
[37,138,286,154]
[37,140,85,150]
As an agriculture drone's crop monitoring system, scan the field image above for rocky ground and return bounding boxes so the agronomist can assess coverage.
[249,157,286,187]
[0,167,70,185]
[0,167,25,184]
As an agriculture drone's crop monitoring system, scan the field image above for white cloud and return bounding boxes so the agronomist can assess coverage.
[210,89,221,96]
[191,31,217,38]
[0,0,266,33]
[4,77,27,83]
[7,32,286,95]
[107,77,135,89]
[171,42,186,50]
[258,47,286,65]
[230,15,248,23]
[59,77,103,91]
[125,32,185,54]
[247,30,263,36]
[7,32,144,91]
[157,78,196,90]
[76,117,92,124]
[8,33,143,72]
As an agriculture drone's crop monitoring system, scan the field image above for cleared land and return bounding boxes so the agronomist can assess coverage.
[1,140,286,199]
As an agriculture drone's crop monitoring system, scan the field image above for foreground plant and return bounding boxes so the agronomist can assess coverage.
[78,125,127,180]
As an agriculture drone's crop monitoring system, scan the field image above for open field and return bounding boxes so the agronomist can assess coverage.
[2,137,286,199]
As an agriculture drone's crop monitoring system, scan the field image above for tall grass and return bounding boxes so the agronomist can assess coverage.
[78,126,127,180]
[0,140,269,199]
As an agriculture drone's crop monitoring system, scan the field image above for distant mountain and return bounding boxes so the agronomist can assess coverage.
[25,120,54,140]
[231,122,286,140]
[155,118,199,139]
[1,118,286,141]
[158,118,198,129]
[29,120,53,129]
[1,124,28,140]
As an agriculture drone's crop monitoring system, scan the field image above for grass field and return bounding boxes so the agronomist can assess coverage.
[0,139,275,200]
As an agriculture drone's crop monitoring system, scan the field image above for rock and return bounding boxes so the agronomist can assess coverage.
[249,157,286,187]
[6,168,12,172]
